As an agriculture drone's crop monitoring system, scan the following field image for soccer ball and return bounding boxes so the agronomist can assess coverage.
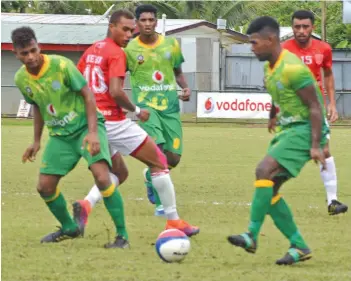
[155,229,191,263]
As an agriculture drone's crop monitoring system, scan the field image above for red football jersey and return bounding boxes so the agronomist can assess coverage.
[77,38,126,121]
[282,38,333,93]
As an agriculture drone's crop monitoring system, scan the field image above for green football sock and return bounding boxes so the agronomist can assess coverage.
[269,195,308,249]
[41,189,77,232]
[248,180,274,240]
[101,183,128,240]
[146,168,162,207]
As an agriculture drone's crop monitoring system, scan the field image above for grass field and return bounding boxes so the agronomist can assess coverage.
[2,119,351,281]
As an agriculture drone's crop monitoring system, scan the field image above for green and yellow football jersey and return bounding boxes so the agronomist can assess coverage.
[125,35,184,114]
[15,54,104,136]
[264,49,328,129]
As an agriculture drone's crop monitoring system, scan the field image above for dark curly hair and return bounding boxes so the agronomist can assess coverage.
[135,4,157,20]
[11,26,37,49]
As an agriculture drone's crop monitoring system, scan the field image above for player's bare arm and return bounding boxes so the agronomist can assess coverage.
[296,84,326,169]
[110,77,149,122]
[174,66,190,101]
[324,68,338,123]
[22,103,43,163]
[268,103,277,133]
[80,85,100,156]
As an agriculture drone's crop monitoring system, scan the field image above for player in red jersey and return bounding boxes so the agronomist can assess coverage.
[73,10,199,240]
[282,10,347,215]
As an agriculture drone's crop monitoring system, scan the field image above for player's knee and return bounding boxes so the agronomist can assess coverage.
[152,145,168,170]
[272,176,288,196]
[37,178,56,196]
[112,168,128,185]
[157,143,164,152]
[255,164,271,180]
[93,173,111,189]
[166,153,181,168]
[91,163,111,189]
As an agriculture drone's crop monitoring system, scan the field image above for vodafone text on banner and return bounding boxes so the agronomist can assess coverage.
[197,92,272,119]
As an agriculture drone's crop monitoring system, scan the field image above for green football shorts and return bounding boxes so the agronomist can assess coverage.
[268,123,328,178]
[40,121,112,176]
[139,108,183,155]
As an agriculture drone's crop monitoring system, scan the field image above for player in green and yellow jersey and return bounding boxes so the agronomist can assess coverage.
[13,26,129,248]
[125,4,191,216]
[227,17,329,265]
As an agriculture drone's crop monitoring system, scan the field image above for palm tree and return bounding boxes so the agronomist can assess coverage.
[178,1,277,29]
[2,0,275,30]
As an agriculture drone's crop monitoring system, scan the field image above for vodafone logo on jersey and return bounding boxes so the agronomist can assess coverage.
[47,104,57,116]
[204,97,215,113]
[152,71,164,84]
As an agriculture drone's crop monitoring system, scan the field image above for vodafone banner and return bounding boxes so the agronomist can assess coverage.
[197,92,272,119]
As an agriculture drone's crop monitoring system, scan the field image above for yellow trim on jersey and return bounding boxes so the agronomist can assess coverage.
[136,35,164,49]
[268,49,287,74]
[26,54,50,80]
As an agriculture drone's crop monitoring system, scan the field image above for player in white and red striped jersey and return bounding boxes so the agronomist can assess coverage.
[74,10,199,244]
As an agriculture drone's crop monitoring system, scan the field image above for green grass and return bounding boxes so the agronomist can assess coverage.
[3,114,351,127]
[2,122,351,281]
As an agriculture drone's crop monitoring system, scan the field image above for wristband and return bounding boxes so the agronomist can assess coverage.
[134,106,141,115]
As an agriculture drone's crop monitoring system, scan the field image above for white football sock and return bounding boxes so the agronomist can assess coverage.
[85,173,119,208]
[151,171,179,220]
[320,156,338,205]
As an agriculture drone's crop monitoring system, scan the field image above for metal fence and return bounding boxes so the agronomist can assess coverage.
[224,46,351,91]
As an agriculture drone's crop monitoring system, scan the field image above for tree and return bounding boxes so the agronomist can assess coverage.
[2,0,349,47]
[1,1,30,13]
[249,1,350,48]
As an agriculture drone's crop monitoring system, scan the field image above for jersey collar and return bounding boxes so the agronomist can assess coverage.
[268,49,287,74]
[105,37,117,45]
[26,54,50,80]
[136,34,164,49]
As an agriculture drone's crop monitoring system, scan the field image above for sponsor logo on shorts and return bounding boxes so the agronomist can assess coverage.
[204,97,215,113]
[45,111,78,127]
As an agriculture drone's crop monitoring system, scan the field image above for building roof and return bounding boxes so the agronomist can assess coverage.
[1,13,247,46]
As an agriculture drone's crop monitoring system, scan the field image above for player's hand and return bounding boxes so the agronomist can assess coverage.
[310,147,326,170]
[327,103,338,123]
[82,132,100,156]
[268,117,277,134]
[179,88,191,101]
[22,142,40,163]
[137,108,150,122]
